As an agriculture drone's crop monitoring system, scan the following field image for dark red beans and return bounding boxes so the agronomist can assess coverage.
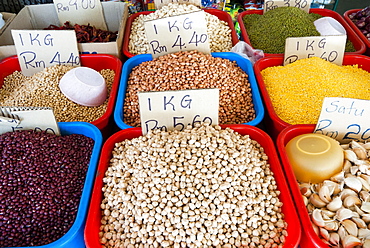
[0,130,94,247]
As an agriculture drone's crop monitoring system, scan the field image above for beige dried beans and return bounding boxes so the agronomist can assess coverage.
[124,50,256,127]
[100,123,287,248]
[1,65,115,122]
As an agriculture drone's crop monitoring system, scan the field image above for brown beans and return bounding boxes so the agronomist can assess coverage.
[124,50,256,127]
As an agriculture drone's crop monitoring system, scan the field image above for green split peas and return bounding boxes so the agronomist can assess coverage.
[242,7,355,54]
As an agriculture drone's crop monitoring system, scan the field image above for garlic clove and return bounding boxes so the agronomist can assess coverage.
[338,225,348,241]
[318,185,331,203]
[323,220,339,231]
[352,217,367,229]
[358,176,370,191]
[343,160,352,174]
[312,209,325,227]
[360,191,370,203]
[310,193,327,208]
[362,213,370,223]
[341,219,358,237]
[364,239,370,248]
[344,149,358,163]
[361,202,370,213]
[327,196,343,212]
[329,232,340,246]
[344,177,362,193]
[343,195,361,208]
[321,209,336,218]
[336,208,356,222]
[340,188,358,201]
[341,234,361,248]
[331,170,345,183]
[353,147,367,160]
[319,227,330,241]
[358,228,370,239]
[323,180,340,195]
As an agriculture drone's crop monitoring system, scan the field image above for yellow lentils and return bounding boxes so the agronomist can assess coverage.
[261,57,370,124]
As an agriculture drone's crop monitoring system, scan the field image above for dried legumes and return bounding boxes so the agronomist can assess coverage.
[1,65,115,122]
[100,123,287,248]
[124,50,256,126]
[129,3,233,55]
[261,57,370,124]
[242,7,356,54]
[0,130,94,247]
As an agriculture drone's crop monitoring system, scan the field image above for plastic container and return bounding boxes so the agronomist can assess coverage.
[237,8,366,56]
[253,54,370,140]
[277,124,332,248]
[285,132,344,183]
[2,121,103,248]
[122,8,240,58]
[344,9,370,56]
[84,124,301,248]
[114,52,265,130]
[0,54,122,133]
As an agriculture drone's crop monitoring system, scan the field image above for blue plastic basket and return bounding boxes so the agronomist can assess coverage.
[3,122,103,248]
[114,52,265,130]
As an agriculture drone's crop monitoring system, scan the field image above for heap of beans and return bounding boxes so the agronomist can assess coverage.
[242,7,356,54]
[0,130,94,247]
[100,123,287,248]
[261,56,370,124]
[129,3,233,55]
[1,65,115,123]
[124,50,256,126]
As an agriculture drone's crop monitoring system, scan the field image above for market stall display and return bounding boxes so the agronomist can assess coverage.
[277,124,370,248]
[122,3,239,58]
[344,7,370,55]
[0,121,102,248]
[114,51,264,129]
[238,7,366,56]
[253,54,370,139]
[0,54,122,133]
[85,123,301,248]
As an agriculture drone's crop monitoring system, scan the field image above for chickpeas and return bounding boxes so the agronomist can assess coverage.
[128,3,233,55]
[124,50,256,127]
[100,123,287,248]
[0,65,115,123]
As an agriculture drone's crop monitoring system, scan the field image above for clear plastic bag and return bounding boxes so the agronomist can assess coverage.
[231,41,264,64]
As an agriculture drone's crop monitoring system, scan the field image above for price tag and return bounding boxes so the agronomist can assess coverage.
[144,11,210,59]
[53,0,107,30]
[314,97,370,143]
[263,0,312,13]
[283,35,346,66]
[0,107,60,136]
[11,30,80,76]
[154,0,202,10]
[138,88,219,135]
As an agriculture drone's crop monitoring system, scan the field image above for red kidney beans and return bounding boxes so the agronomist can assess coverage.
[0,130,94,247]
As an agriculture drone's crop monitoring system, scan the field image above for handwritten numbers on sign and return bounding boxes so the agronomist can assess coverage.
[264,0,312,13]
[284,35,346,66]
[144,11,210,58]
[12,30,80,76]
[138,89,219,135]
[314,97,370,143]
[53,0,107,30]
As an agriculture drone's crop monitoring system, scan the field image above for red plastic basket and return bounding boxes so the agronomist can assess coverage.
[276,124,330,248]
[237,8,366,56]
[253,54,370,140]
[0,54,122,133]
[84,124,301,248]
[344,9,370,56]
[122,8,239,58]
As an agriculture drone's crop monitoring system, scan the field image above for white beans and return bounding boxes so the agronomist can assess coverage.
[128,3,233,55]
[100,123,287,248]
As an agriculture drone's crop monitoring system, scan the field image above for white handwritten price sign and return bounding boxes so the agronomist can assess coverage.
[138,88,219,135]
[53,0,107,30]
[154,0,202,10]
[284,35,346,66]
[144,11,210,59]
[263,0,312,13]
[0,107,60,136]
[314,97,370,143]
[11,30,80,76]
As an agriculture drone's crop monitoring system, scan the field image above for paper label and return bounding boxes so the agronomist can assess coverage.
[154,0,202,10]
[138,88,219,135]
[284,35,346,65]
[53,0,107,30]
[144,11,210,59]
[0,107,60,135]
[263,0,312,13]
[314,97,370,143]
[11,30,80,76]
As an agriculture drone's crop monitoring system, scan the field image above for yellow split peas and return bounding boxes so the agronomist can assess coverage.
[261,57,370,124]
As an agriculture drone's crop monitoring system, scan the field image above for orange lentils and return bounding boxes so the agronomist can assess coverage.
[261,57,370,125]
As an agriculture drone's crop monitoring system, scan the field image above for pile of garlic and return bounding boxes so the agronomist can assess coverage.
[300,140,370,248]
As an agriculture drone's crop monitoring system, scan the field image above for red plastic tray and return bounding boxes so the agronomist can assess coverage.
[122,8,240,58]
[0,54,122,133]
[277,124,330,248]
[84,124,301,248]
[237,8,366,56]
[253,54,370,140]
[344,9,370,56]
